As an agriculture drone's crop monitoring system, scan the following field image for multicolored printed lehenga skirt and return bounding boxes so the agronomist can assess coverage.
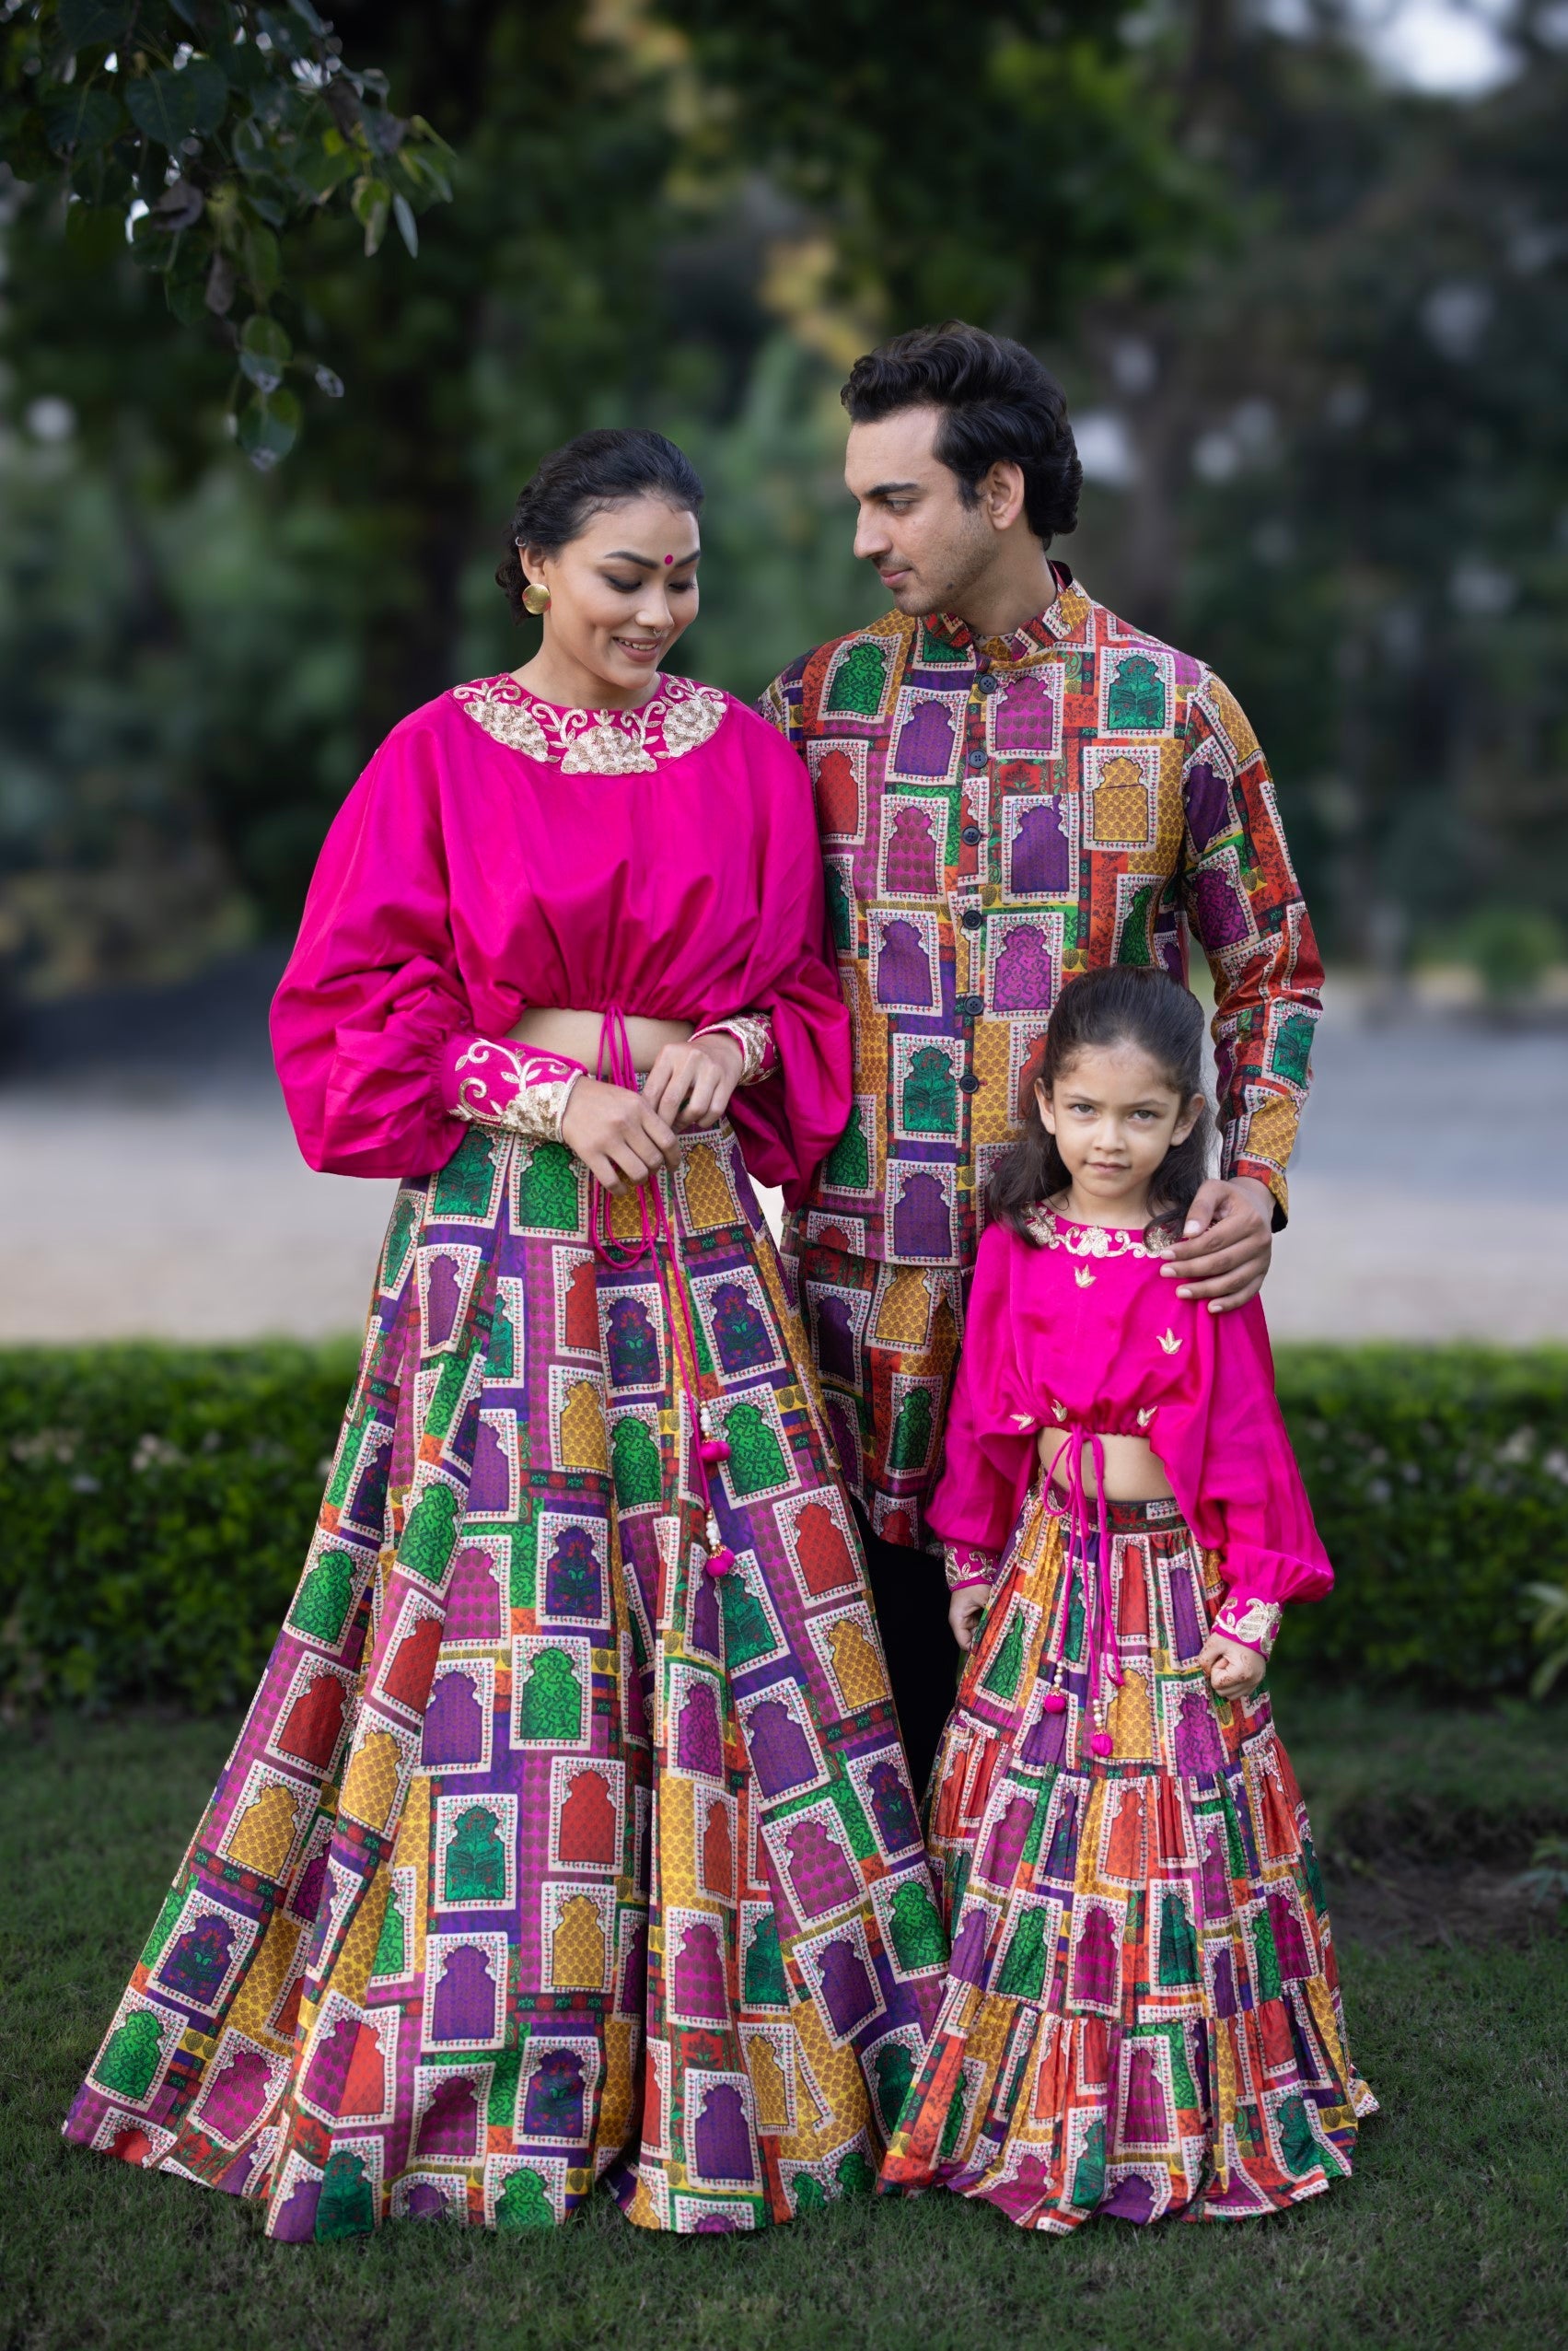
[64,1122,946,2236]
[880,1488,1376,2228]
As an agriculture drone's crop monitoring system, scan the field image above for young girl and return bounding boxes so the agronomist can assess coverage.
[880,965,1375,2229]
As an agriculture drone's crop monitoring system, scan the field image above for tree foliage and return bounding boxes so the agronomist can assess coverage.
[0,0,1564,996]
[0,0,454,463]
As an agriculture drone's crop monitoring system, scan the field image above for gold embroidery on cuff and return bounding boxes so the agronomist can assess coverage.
[452,1042,584,1146]
[693,1013,773,1086]
[1214,1595,1283,1657]
[943,1542,998,1593]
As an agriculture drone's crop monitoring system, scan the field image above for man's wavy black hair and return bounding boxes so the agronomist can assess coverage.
[841,320,1083,548]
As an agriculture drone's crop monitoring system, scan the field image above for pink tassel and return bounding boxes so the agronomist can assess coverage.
[1088,1729,1113,1757]
[698,1437,731,1466]
[1043,1691,1068,1715]
[704,1545,736,1578]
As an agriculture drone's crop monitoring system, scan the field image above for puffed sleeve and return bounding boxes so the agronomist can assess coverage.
[1156,1298,1332,1653]
[271,719,519,1178]
[717,710,853,1200]
[924,1226,1039,1580]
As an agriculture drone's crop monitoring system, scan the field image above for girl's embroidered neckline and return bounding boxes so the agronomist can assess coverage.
[451,672,727,773]
[1023,1202,1174,1260]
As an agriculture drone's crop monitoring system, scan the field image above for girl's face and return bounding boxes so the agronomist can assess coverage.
[519,494,701,706]
[1037,1041,1203,1218]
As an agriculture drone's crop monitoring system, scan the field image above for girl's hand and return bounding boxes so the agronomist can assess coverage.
[561,1075,679,1190]
[642,1031,744,1134]
[1197,1629,1266,1703]
[948,1586,988,1652]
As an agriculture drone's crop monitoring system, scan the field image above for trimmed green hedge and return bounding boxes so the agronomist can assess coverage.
[1,1344,359,1715]
[2,1343,1565,1711]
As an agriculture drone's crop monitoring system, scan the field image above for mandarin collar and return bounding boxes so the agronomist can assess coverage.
[928,564,1090,666]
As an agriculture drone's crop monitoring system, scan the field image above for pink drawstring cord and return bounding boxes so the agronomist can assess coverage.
[588,1006,733,1576]
[1045,1426,1122,1755]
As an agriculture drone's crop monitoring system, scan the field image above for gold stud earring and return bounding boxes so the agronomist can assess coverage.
[522,580,552,616]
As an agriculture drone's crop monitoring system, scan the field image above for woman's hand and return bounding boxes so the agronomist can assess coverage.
[948,1586,988,1652]
[1197,1629,1266,1703]
[560,1075,679,1190]
[642,1031,743,1135]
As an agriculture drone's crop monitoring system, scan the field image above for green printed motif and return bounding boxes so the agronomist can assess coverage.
[445,1804,506,1903]
[889,1388,932,1471]
[874,2041,914,2131]
[517,1647,583,1744]
[721,1402,788,1496]
[290,1548,358,1646]
[611,1416,661,1509]
[1107,652,1166,731]
[495,2167,555,2228]
[825,867,853,951]
[742,1912,787,2008]
[1157,1891,1199,1987]
[996,1905,1050,1999]
[1276,2093,1320,2179]
[901,1045,957,1136]
[889,1880,945,1973]
[433,1129,500,1219]
[93,2010,165,2102]
[488,2041,524,2127]
[485,1294,517,1380]
[982,1611,1025,1703]
[381,1192,421,1292]
[824,1105,869,1192]
[1071,2117,1106,2206]
[720,1569,777,1669]
[316,2149,375,2240]
[516,1142,579,1232]
[1272,1012,1316,1089]
[139,1881,187,1970]
[400,1481,459,1585]
[1117,880,1158,962]
[826,641,889,717]
[372,1880,407,1979]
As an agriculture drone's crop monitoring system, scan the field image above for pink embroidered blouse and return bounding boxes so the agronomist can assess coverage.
[270,673,852,1196]
[928,1208,1332,1654]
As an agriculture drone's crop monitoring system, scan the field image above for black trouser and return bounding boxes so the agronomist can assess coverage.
[851,1499,959,1798]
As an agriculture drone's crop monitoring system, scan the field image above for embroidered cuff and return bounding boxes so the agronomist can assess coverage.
[1213,1593,1283,1658]
[441,1036,586,1146]
[1225,1139,1290,1228]
[943,1541,1000,1594]
[692,1013,775,1087]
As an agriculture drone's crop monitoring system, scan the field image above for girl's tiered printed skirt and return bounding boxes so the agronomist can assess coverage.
[64,1123,945,2236]
[881,1488,1375,2228]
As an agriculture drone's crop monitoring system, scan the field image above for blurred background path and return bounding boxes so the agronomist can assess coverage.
[2,953,1562,1345]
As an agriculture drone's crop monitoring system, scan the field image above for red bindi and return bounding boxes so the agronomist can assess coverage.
[664,553,673,564]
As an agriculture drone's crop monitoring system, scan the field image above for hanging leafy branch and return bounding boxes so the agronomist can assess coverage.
[0,0,456,463]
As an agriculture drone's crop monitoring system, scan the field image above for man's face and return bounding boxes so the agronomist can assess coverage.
[844,405,996,616]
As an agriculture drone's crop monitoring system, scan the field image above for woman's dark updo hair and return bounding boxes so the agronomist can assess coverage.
[988,964,1215,1244]
[495,427,704,621]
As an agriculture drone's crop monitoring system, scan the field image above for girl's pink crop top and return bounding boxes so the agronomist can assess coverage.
[928,1207,1332,1645]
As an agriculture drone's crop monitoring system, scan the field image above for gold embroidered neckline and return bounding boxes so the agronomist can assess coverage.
[1023,1203,1174,1260]
[451,672,727,772]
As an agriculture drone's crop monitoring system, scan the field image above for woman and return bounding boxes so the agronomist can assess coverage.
[64,429,945,2238]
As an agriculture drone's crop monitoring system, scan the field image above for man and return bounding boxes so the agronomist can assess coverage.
[761,321,1323,1784]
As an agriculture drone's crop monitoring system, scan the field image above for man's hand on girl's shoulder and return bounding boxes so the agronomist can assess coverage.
[1162,1175,1275,1312]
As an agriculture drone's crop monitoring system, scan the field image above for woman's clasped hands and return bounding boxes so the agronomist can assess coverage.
[560,1030,743,1193]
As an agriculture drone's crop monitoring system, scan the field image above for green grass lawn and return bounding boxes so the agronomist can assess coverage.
[4,1693,1564,2351]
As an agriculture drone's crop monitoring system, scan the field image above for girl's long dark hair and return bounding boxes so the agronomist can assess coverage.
[988,964,1215,1245]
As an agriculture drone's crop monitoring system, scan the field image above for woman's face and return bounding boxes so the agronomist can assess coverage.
[521,495,700,704]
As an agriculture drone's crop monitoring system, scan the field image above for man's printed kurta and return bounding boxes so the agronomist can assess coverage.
[760,575,1323,1549]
